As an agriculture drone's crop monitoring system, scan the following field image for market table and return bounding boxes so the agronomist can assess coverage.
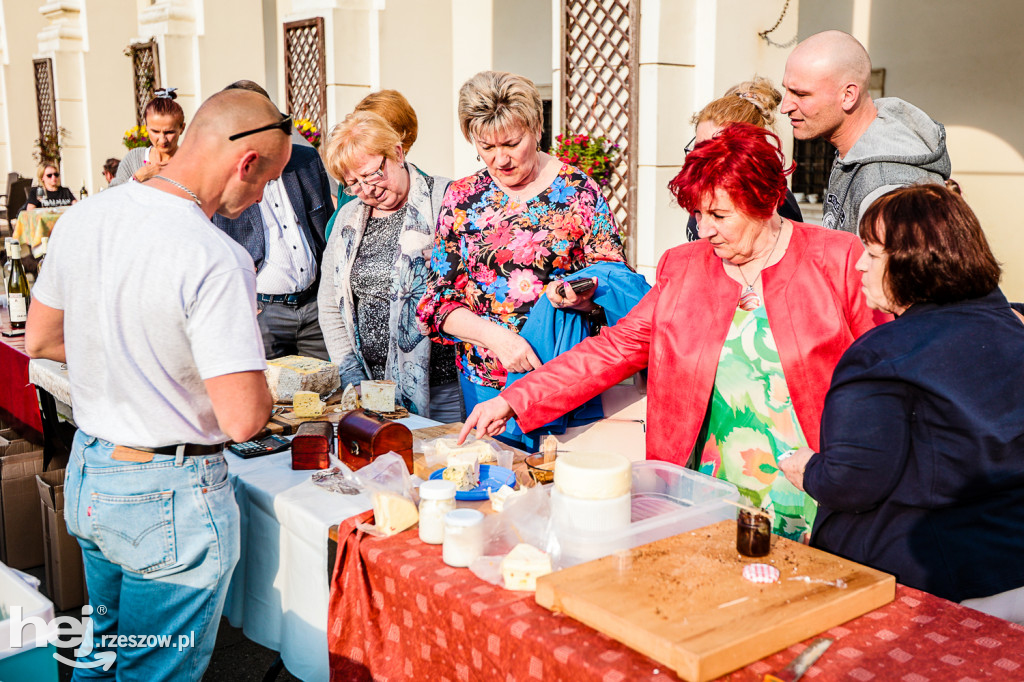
[222,412,437,682]
[328,513,1024,682]
[11,207,66,257]
[0,308,43,432]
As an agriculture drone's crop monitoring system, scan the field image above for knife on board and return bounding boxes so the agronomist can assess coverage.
[763,637,834,682]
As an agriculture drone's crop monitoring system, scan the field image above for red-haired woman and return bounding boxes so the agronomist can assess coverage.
[461,123,888,541]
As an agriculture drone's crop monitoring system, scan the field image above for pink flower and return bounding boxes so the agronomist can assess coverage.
[509,229,551,265]
[507,269,543,304]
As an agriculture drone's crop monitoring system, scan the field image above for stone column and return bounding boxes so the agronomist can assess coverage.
[138,0,201,119]
[37,1,88,196]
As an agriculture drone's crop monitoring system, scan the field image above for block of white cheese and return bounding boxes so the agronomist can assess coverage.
[371,491,418,536]
[292,390,326,418]
[361,380,396,413]
[501,543,552,591]
[435,437,495,464]
[554,451,632,500]
[488,484,523,513]
[442,450,480,492]
[265,355,340,402]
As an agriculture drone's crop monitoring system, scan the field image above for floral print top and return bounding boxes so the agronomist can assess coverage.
[698,305,816,542]
[417,164,624,389]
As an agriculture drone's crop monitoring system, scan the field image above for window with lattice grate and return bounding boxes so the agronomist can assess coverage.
[284,18,327,136]
[561,0,639,261]
[34,58,58,147]
[129,41,161,127]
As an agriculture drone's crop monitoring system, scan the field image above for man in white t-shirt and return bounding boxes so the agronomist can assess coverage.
[26,89,291,682]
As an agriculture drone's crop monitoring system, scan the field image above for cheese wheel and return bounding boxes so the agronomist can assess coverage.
[550,487,631,532]
[265,355,339,402]
[554,451,632,500]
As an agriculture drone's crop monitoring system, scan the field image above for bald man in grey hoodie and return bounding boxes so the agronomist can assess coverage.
[781,30,950,233]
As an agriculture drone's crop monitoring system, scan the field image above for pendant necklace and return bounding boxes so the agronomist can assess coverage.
[152,175,202,207]
[736,221,783,311]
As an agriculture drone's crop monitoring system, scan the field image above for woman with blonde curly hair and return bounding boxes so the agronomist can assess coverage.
[417,70,625,433]
[685,77,803,241]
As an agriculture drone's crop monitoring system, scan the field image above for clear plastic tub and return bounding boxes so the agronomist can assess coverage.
[552,460,739,567]
[0,561,59,681]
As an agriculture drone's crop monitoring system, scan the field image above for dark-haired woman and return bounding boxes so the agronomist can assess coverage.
[781,184,1024,622]
[112,88,185,186]
[461,123,888,541]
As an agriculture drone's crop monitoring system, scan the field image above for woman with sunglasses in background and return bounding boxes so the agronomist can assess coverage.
[317,109,462,421]
[26,163,76,209]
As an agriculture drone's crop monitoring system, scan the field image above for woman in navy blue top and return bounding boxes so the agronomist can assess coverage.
[781,184,1024,624]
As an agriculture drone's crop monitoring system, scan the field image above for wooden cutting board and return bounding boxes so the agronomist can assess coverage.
[535,520,895,682]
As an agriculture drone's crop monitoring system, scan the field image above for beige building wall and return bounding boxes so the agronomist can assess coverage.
[798,0,1024,299]
[633,0,797,279]
[0,3,49,185]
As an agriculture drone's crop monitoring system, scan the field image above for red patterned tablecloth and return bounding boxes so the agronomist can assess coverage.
[0,308,43,432]
[328,514,1024,681]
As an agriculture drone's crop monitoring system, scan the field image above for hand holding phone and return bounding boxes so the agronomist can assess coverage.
[554,277,597,298]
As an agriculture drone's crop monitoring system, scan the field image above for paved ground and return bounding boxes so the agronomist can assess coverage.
[23,566,301,681]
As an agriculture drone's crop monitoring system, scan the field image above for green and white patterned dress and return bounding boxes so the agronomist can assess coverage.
[698,305,817,541]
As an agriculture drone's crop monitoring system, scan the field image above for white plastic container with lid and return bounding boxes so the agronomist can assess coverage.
[418,479,457,545]
[442,509,484,567]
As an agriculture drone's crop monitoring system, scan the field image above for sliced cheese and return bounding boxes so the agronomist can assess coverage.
[372,491,418,536]
[361,380,396,413]
[442,450,480,492]
[265,355,339,402]
[293,390,326,417]
[501,543,552,591]
[488,484,523,513]
[554,451,632,500]
[435,437,495,464]
[339,383,360,411]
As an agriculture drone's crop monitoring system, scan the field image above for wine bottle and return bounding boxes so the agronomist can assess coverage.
[2,237,13,301]
[7,241,31,329]
[80,181,89,199]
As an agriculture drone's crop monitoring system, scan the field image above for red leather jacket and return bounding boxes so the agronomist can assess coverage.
[503,222,890,465]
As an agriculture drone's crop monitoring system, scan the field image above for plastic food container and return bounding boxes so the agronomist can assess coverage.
[551,461,739,567]
[0,562,59,681]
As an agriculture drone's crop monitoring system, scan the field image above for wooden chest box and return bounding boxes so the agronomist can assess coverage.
[337,409,413,473]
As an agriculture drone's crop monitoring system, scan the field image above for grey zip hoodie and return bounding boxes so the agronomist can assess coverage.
[822,97,951,233]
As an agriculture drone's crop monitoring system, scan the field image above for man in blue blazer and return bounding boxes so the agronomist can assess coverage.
[213,82,333,360]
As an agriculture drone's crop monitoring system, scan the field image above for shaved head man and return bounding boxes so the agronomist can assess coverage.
[782,31,950,232]
[25,88,291,680]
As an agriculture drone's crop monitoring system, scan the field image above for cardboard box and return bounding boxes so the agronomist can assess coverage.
[0,442,47,568]
[37,469,88,611]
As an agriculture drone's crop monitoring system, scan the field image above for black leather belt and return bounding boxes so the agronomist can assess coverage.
[257,284,317,307]
[129,443,225,456]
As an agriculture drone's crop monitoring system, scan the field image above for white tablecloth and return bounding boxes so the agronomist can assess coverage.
[223,413,437,682]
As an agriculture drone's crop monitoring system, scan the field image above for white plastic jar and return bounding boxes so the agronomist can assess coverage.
[442,509,485,567]
[418,479,457,545]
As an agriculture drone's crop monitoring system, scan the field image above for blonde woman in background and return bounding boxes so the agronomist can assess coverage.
[317,109,461,421]
[685,77,803,241]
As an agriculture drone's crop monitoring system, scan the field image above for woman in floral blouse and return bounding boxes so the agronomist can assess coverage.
[418,70,624,424]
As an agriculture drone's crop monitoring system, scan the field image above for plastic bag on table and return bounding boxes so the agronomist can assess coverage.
[420,434,515,471]
[312,452,419,537]
[469,484,560,587]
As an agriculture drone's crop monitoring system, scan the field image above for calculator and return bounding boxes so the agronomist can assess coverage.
[228,434,291,458]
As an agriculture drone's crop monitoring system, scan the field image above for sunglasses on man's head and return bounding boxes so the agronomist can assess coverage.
[228,114,293,142]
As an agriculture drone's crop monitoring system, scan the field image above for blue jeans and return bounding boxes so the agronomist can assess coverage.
[64,430,240,682]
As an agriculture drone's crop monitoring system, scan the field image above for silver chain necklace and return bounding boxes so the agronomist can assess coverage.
[153,175,202,206]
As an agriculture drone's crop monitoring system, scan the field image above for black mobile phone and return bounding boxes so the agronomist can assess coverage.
[228,434,291,458]
[555,277,597,298]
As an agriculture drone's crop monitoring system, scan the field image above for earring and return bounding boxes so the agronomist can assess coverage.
[476,154,481,162]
